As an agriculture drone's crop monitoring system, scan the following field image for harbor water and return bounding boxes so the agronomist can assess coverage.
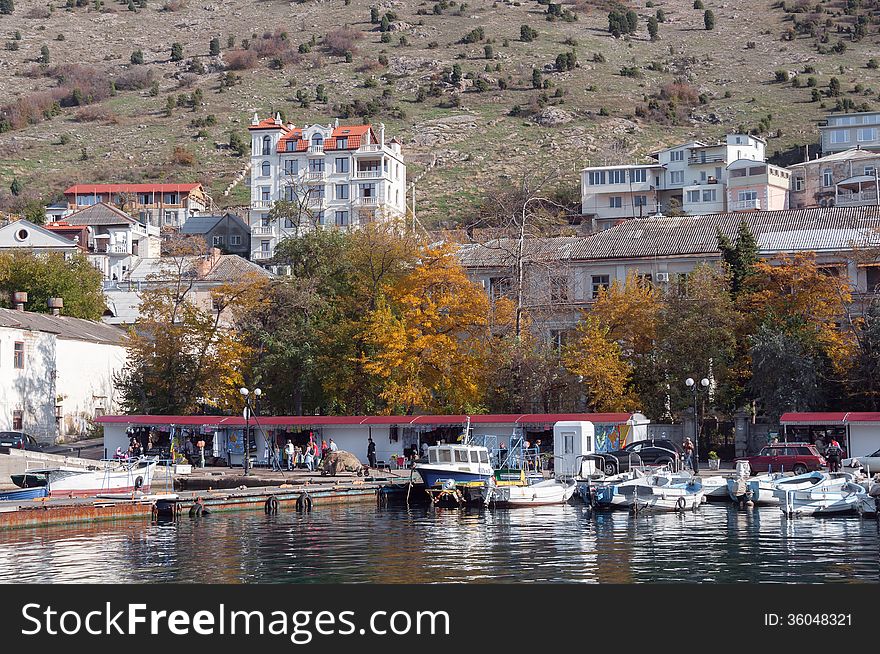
[0,503,878,583]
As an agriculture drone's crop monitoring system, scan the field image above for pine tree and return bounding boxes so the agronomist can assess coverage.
[170,42,183,62]
[39,45,49,64]
[717,219,758,298]
[648,16,659,40]
[130,49,144,64]
[704,9,715,30]
[9,177,22,196]
[209,37,220,56]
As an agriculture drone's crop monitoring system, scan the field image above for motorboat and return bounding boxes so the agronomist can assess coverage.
[595,471,704,511]
[483,478,577,507]
[415,443,494,488]
[10,457,158,497]
[779,473,877,516]
[0,486,48,501]
[726,471,786,505]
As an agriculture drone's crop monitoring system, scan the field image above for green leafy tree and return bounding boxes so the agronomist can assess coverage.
[0,251,105,320]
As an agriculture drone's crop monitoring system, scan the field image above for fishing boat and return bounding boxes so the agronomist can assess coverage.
[415,443,494,488]
[10,457,158,497]
[778,473,876,516]
[483,477,577,507]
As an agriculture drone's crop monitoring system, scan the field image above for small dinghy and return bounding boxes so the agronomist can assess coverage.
[779,472,876,516]
[485,478,577,507]
[598,471,704,511]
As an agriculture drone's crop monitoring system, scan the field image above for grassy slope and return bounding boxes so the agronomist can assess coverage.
[0,0,878,225]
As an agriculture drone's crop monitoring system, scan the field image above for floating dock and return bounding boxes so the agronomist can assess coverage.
[0,475,412,530]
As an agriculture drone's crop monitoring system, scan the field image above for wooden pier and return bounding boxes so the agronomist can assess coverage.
[0,474,412,530]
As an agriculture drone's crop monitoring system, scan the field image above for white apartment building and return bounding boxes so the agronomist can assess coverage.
[581,134,770,225]
[247,114,407,260]
[819,111,880,155]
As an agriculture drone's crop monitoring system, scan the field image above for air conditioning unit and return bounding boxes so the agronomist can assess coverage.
[655,272,670,283]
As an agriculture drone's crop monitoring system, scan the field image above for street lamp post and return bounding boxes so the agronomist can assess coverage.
[240,387,261,475]
[685,377,710,473]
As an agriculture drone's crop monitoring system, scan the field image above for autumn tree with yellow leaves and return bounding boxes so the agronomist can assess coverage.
[359,243,491,414]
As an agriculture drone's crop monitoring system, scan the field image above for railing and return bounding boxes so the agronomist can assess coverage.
[252,251,272,260]
[251,226,274,236]
[356,196,379,206]
[251,200,274,209]
[355,170,382,179]
[836,192,879,207]
[305,171,325,181]
[306,198,325,208]
[730,198,761,211]
[308,144,324,154]
[688,154,726,165]
[357,144,382,153]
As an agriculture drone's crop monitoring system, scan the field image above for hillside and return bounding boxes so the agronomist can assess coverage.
[1,0,879,226]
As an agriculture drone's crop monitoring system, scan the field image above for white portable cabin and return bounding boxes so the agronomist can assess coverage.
[553,421,596,478]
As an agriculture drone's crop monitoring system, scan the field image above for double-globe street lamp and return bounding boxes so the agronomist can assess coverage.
[240,387,261,475]
[685,377,710,473]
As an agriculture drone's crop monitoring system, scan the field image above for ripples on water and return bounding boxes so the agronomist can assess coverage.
[0,504,877,584]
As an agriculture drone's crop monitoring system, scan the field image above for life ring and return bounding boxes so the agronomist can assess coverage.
[296,492,313,512]
[676,496,687,511]
[264,496,279,514]
[134,476,144,490]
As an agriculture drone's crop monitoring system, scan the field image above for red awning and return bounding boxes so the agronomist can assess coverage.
[780,412,849,425]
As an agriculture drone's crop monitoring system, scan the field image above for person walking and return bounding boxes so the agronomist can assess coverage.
[367,437,377,469]
[825,437,843,473]
[329,438,338,453]
[682,437,695,471]
[285,439,295,471]
[304,441,315,472]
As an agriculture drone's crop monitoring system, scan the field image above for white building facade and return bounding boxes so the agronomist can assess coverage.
[247,115,407,260]
[0,308,127,443]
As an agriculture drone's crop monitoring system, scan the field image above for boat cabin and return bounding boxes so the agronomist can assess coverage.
[427,444,490,466]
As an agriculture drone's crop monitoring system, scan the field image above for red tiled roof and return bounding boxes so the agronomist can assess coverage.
[96,413,642,427]
[248,117,287,131]
[275,124,375,153]
[64,183,201,195]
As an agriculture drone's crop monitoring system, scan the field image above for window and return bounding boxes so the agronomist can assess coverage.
[489,276,512,301]
[702,189,717,202]
[309,159,325,172]
[549,329,569,351]
[822,169,833,187]
[429,450,438,464]
[609,169,626,184]
[794,176,805,191]
[563,433,574,455]
[336,157,349,173]
[830,129,850,144]
[383,159,389,173]
[315,210,325,225]
[261,240,270,253]
[284,185,297,202]
[550,276,569,302]
[670,150,684,161]
[361,183,376,198]
[137,193,152,205]
[438,449,452,463]
[76,194,98,206]
[12,410,22,431]
[738,190,758,201]
[335,210,349,226]
[865,166,876,177]
[479,451,489,464]
[283,159,298,176]
[454,450,468,463]
[670,170,684,185]
[212,235,225,246]
[261,161,270,177]
[867,266,880,292]
[591,275,610,299]
[630,168,647,183]
[686,190,700,203]
[261,187,271,202]
[262,136,271,155]
[283,217,295,228]
[857,128,877,142]
[336,136,348,149]
[336,184,349,200]
[588,171,606,185]
[164,193,179,205]
[469,450,479,463]
[609,196,622,208]
[700,170,707,181]
[163,211,175,225]
[230,235,242,246]
[285,140,295,152]
[311,134,323,147]
[312,185,325,200]
[633,195,647,207]
[13,341,24,369]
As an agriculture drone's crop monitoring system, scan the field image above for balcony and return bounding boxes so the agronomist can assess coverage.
[355,196,379,206]
[252,251,273,260]
[355,170,382,179]
[730,198,761,211]
[688,154,726,165]
[252,226,274,236]
[251,200,275,209]
[836,191,879,207]
[305,171,325,182]
[356,144,382,153]
[308,144,324,154]
[306,197,326,208]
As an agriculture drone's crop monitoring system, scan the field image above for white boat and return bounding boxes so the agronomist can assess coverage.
[12,457,158,497]
[597,471,704,511]
[484,478,577,507]
[726,471,788,505]
[415,418,494,488]
[779,473,877,516]
[694,474,729,500]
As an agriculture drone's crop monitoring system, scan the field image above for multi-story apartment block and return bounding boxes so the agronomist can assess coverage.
[61,183,210,229]
[788,147,880,209]
[819,111,880,155]
[581,134,776,225]
[247,114,407,260]
[726,159,791,212]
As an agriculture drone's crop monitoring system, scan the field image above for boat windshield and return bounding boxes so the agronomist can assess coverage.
[469,450,479,463]
[438,449,452,463]
[454,450,468,463]
[479,451,489,464]
[429,450,438,464]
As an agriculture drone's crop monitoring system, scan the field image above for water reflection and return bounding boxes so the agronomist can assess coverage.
[0,504,877,584]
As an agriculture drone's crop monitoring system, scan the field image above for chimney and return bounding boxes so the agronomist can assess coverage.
[274,112,282,126]
[379,122,385,147]
[251,112,259,126]
[48,297,63,316]
[12,291,27,311]
[334,118,339,128]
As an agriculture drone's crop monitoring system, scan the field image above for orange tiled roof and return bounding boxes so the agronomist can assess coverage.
[248,117,288,130]
[64,183,201,195]
[276,124,375,153]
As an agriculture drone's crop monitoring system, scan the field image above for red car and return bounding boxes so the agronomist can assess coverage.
[737,442,826,475]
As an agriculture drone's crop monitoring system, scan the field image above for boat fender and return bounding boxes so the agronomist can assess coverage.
[264,496,279,514]
[134,476,144,490]
[296,492,313,512]
[676,496,687,511]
